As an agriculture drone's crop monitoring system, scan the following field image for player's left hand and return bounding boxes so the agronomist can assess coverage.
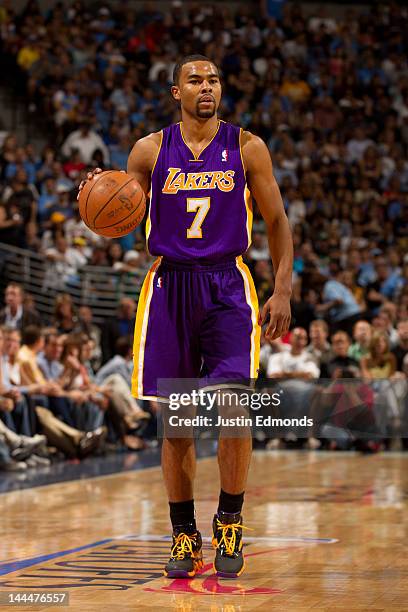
[259,294,291,341]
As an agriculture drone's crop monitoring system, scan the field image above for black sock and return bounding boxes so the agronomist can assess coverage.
[169,499,196,532]
[218,489,244,515]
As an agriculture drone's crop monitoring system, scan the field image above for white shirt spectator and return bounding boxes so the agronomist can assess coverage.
[346,136,374,163]
[61,128,109,164]
[267,350,320,378]
[288,198,306,226]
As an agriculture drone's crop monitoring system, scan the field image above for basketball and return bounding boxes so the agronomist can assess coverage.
[78,170,146,238]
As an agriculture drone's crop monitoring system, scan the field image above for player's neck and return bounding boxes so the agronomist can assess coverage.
[180,114,219,146]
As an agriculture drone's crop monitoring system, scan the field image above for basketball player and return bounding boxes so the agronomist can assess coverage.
[80,55,293,579]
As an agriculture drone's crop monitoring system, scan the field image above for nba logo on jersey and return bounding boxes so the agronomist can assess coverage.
[157,277,162,288]
[222,148,228,162]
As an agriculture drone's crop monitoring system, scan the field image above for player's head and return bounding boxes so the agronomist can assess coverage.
[171,55,221,120]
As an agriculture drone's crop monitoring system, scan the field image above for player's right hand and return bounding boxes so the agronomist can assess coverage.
[77,167,103,200]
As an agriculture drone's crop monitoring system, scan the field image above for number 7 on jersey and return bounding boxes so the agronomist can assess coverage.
[186,197,211,238]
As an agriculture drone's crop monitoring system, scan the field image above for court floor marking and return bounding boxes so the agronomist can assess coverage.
[0,533,338,577]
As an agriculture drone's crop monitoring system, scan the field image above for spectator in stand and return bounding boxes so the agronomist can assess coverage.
[83,336,148,450]
[360,331,401,434]
[348,320,373,362]
[106,241,124,268]
[53,294,78,334]
[267,327,320,380]
[46,185,75,223]
[361,332,397,380]
[95,336,134,387]
[63,148,86,182]
[44,235,87,290]
[267,327,319,449]
[316,264,362,335]
[37,331,64,382]
[17,325,77,427]
[74,305,102,370]
[371,306,399,347]
[0,418,49,471]
[101,297,136,363]
[0,326,35,436]
[320,332,360,380]
[392,320,408,372]
[365,257,399,315]
[61,120,109,165]
[0,283,41,331]
[306,320,334,369]
[0,200,25,246]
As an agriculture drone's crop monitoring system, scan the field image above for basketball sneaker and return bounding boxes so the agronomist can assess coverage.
[164,525,203,578]
[212,511,248,577]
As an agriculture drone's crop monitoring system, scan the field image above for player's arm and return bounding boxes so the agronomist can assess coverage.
[126,132,162,196]
[242,131,293,340]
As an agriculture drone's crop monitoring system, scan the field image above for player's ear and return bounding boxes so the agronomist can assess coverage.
[171,85,181,101]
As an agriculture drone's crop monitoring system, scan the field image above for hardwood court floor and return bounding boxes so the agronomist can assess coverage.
[1,450,408,611]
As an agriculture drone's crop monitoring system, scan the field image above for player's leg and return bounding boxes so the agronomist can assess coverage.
[132,260,203,577]
[212,407,252,577]
[200,257,260,577]
[162,436,203,577]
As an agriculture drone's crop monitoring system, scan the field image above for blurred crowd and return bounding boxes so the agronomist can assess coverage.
[0,281,158,471]
[257,318,408,452]
[0,0,408,467]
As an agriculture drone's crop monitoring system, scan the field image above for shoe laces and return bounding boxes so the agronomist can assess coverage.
[171,532,197,560]
[215,518,251,556]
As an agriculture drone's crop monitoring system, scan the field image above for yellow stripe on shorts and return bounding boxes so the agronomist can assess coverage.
[132,257,162,398]
[235,256,261,379]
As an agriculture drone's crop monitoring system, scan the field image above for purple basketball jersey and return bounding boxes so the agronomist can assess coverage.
[147,120,252,263]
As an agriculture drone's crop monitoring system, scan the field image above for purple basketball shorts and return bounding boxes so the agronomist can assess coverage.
[131,256,260,400]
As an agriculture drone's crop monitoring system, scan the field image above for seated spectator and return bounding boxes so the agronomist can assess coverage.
[320,332,360,379]
[58,334,105,432]
[74,305,102,370]
[53,293,78,334]
[316,264,362,335]
[101,297,136,363]
[95,336,134,387]
[266,327,319,449]
[366,257,400,314]
[267,327,320,379]
[84,336,147,449]
[360,332,397,380]
[37,331,64,381]
[35,405,107,460]
[44,235,87,290]
[371,306,399,347]
[0,200,25,246]
[306,320,333,369]
[46,184,75,223]
[106,241,124,268]
[63,148,86,182]
[112,249,141,273]
[0,283,41,331]
[16,325,78,428]
[0,418,49,471]
[61,120,109,165]
[348,320,373,362]
[392,320,408,372]
[0,326,35,437]
[311,330,379,451]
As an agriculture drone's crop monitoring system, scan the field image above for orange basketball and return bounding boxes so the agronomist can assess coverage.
[78,170,146,238]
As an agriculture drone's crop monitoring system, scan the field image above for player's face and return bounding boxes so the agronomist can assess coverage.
[172,61,221,119]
